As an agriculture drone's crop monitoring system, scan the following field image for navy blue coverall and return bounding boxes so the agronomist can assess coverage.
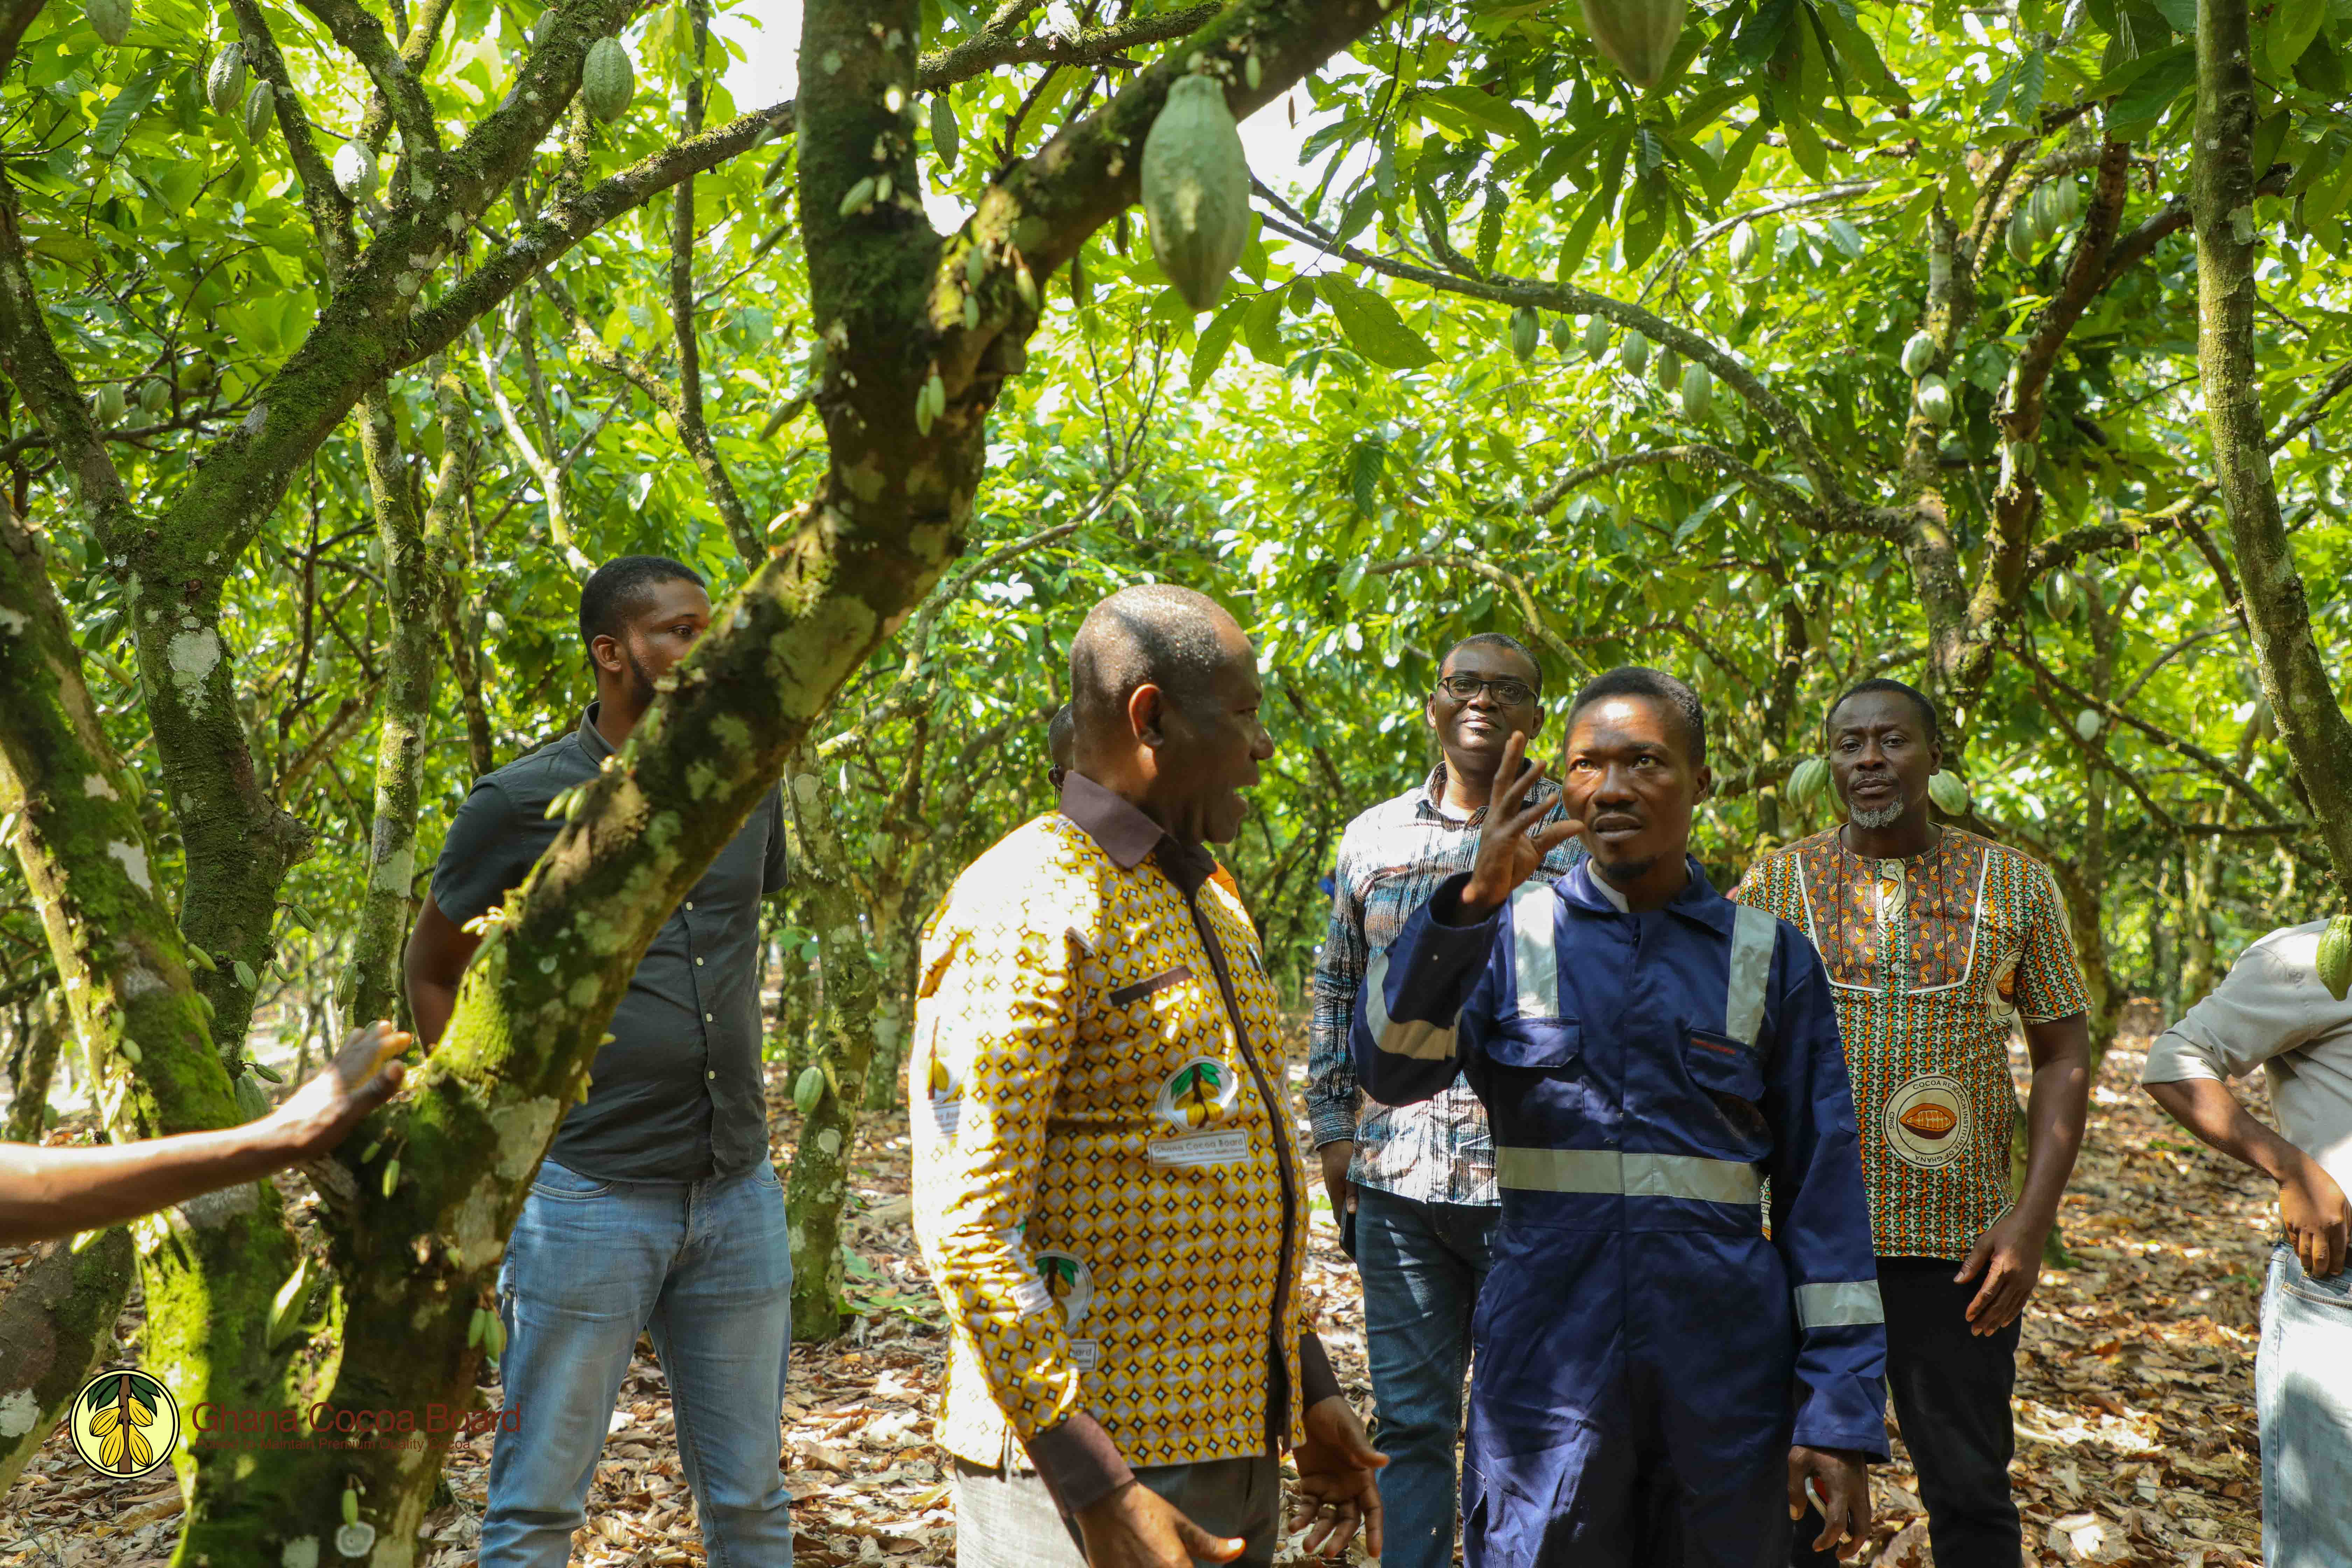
[1352,859,1888,1567]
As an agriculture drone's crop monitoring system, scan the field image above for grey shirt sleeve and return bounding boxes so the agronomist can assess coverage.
[430,779,544,927]
[2143,940,2319,1085]
[763,788,790,895]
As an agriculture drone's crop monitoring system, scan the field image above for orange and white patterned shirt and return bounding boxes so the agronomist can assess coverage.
[910,774,1330,1505]
[1732,826,2088,1259]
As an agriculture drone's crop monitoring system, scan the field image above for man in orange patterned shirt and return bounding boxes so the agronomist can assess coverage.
[915,586,1382,1568]
[1734,680,2091,1568]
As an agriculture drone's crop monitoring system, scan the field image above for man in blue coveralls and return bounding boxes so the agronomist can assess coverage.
[1352,666,1888,1566]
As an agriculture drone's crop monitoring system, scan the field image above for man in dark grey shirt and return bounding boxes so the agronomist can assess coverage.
[405,554,794,1566]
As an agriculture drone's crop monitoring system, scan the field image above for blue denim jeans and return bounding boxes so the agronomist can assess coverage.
[1355,1183,1497,1568]
[2260,1244,2352,1568]
[483,1158,795,1567]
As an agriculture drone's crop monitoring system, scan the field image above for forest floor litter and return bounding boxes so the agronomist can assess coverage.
[0,1004,2278,1563]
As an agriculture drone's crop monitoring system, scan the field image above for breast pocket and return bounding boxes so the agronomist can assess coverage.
[1686,1028,1770,1153]
[1484,1019,1582,1071]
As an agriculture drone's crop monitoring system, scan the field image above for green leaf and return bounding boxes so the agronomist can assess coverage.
[2266,0,2328,76]
[1349,438,1385,517]
[1189,299,1246,389]
[1826,217,1865,258]
[90,68,163,158]
[1317,275,1437,370]
[1424,84,1540,143]
[2109,47,2196,131]
[1241,292,1287,366]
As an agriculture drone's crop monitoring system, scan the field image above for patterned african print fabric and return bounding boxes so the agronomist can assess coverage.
[909,812,1315,1473]
[1732,826,2089,1260]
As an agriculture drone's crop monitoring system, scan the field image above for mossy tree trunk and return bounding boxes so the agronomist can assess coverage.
[3,991,61,1143]
[781,763,892,1341]
[0,1227,137,1500]
[343,365,471,1028]
[2192,0,2352,899]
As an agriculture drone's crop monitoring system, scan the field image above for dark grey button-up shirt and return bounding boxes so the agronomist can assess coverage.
[429,704,789,1181]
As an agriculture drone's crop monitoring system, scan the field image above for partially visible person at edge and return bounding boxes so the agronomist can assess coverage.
[913,585,1384,1568]
[0,1021,409,1247]
[1304,631,1581,1568]
[1052,699,1246,907]
[2141,925,2352,1567]
[403,555,795,1568]
[1731,678,2092,1568]
[1355,668,1887,1566]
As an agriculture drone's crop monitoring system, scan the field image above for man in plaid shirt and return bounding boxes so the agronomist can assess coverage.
[1306,632,1582,1568]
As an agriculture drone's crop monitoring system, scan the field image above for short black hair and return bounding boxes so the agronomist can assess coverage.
[1566,666,1707,766]
[1069,583,1238,730]
[1828,678,1941,746]
[579,555,705,654]
[1440,632,1541,692]
[1047,702,1076,771]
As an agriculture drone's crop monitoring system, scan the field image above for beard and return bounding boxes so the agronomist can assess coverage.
[622,643,659,704]
[1848,796,1905,829]
[1596,854,1658,886]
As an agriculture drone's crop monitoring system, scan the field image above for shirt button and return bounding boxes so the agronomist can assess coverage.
[685,901,695,911]
[705,1012,715,1023]
[694,956,704,967]
[707,1071,716,1080]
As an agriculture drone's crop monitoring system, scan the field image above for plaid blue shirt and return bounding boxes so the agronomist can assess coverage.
[1306,764,1583,1206]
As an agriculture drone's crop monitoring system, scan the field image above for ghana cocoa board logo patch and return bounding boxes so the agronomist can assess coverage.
[67,1367,178,1480]
[1883,1073,1970,1170]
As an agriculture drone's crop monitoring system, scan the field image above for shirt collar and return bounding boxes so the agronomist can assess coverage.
[1560,854,1731,930]
[1058,771,1172,871]
[1415,760,1557,827]
[578,702,617,764]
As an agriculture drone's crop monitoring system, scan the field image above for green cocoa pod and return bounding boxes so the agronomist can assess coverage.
[2074,708,2102,742]
[86,0,131,47]
[1901,331,1936,379]
[1578,0,1689,89]
[206,41,247,115]
[2316,913,2352,1002]
[468,1306,488,1348]
[1728,220,1759,273]
[1548,315,1573,355]
[1679,361,1712,421]
[1582,314,1612,361]
[250,1059,283,1083]
[138,378,168,414]
[380,1156,400,1197]
[1141,74,1250,313]
[243,79,273,140]
[342,1486,359,1526]
[1787,756,1829,807]
[582,36,634,122]
[2006,208,2036,264]
[1914,373,1953,427]
[931,93,959,170]
[332,141,379,201]
[1620,332,1651,377]
[95,384,125,424]
[1654,343,1681,392]
[485,1312,506,1362]
[793,1064,826,1114]
[2003,438,2036,478]
[2042,569,2079,619]
[1926,771,1969,816]
[1511,305,1538,363]
[2050,176,2080,228]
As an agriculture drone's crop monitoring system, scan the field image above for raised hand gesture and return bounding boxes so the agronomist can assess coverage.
[1457,731,1584,921]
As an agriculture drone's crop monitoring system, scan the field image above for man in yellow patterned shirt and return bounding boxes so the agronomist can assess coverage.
[913,586,1383,1568]
[1734,680,2090,1568]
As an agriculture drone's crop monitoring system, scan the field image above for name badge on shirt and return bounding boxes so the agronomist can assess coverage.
[1069,1338,1100,1371]
[1147,1129,1252,1168]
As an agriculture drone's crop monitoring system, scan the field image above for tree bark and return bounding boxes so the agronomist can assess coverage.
[0,1228,136,1501]
[2192,0,2352,899]
[782,766,890,1340]
[4,990,61,1143]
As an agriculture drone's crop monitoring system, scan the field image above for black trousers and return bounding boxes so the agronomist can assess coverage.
[1792,1256,2023,1568]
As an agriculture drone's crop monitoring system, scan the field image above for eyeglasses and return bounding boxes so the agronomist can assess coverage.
[1437,675,1537,706]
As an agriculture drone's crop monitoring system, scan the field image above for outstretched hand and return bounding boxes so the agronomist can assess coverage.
[1456,731,1584,921]
[268,1020,411,1160]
